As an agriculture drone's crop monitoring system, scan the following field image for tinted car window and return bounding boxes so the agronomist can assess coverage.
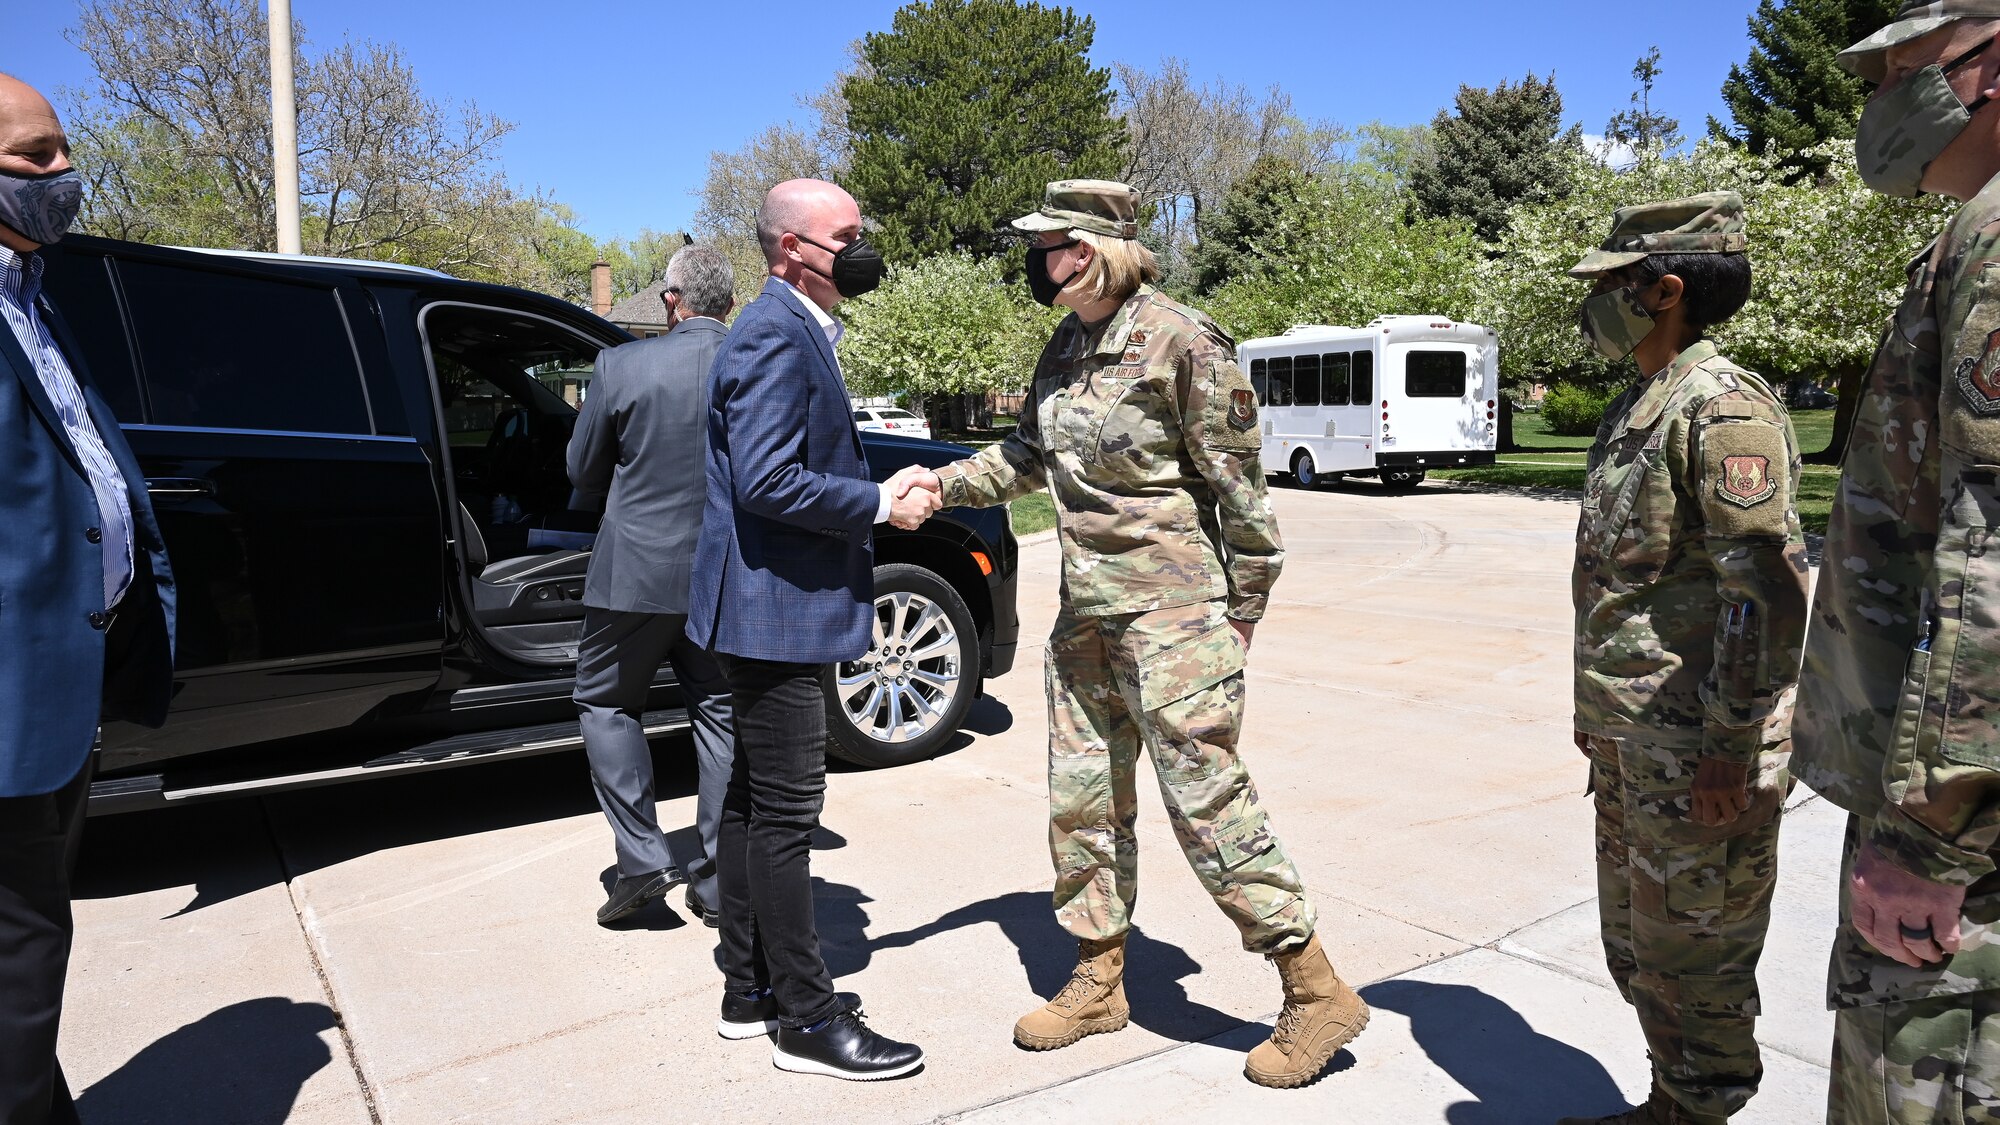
[36,253,143,422]
[122,261,372,434]
[1353,351,1374,405]
[1293,353,1321,406]
[1323,352,1350,406]
[1406,350,1466,398]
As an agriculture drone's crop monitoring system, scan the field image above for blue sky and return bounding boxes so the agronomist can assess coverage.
[11,1,1765,242]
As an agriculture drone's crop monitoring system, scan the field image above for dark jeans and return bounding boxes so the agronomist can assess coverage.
[713,654,840,1030]
[0,761,88,1125]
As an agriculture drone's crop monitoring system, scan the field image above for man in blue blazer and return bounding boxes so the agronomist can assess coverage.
[688,179,934,1081]
[0,76,175,1125]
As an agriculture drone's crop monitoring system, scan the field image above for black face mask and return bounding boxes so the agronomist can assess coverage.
[1025,239,1080,307]
[796,233,886,298]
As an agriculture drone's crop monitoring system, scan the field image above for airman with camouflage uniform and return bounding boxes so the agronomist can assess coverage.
[1798,6,2000,1120]
[922,180,1367,1089]
[1562,193,1811,1125]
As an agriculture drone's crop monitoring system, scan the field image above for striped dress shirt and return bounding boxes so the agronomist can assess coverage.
[0,246,134,610]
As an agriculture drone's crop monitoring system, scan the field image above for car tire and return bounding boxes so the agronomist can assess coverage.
[823,562,983,769]
[1292,449,1320,488]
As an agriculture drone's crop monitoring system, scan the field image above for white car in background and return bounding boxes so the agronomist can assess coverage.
[853,407,933,440]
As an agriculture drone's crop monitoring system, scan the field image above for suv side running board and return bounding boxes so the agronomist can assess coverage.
[89,708,690,812]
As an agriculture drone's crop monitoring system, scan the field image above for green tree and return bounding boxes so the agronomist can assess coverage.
[1202,169,1484,342]
[1475,140,1947,401]
[842,0,1125,265]
[1186,155,1314,295]
[838,251,1061,413]
[1409,73,1578,242]
[1607,47,1684,155]
[1712,0,1900,178]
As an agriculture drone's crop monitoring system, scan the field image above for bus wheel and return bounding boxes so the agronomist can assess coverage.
[1292,450,1320,488]
[1382,469,1426,492]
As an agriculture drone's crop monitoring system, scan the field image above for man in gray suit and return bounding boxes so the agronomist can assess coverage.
[569,244,737,928]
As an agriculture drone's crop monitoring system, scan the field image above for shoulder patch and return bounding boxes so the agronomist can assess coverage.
[1716,454,1778,508]
[1954,326,2000,417]
[1228,388,1257,432]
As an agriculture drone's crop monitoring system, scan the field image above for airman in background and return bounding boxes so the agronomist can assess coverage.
[1561,192,1810,1125]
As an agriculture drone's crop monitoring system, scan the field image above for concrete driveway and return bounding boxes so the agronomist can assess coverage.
[58,481,1841,1123]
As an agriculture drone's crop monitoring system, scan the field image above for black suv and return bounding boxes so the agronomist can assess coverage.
[38,236,1019,813]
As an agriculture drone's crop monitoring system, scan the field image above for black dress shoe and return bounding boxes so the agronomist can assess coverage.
[684,887,720,930]
[717,990,863,1041]
[596,867,685,925]
[772,1008,923,1080]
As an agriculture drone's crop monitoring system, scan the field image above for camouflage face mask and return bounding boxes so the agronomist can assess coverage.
[1579,285,1657,362]
[1855,38,1993,198]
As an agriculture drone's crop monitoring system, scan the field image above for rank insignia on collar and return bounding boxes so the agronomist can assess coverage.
[1717,454,1777,508]
[1228,389,1258,432]
[1957,327,2000,417]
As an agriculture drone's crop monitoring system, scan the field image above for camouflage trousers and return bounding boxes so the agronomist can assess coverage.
[1828,814,2000,1123]
[1589,735,1788,1121]
[1044,599,1314,955]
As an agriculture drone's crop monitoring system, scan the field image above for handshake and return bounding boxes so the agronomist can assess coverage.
[886,465,944,530]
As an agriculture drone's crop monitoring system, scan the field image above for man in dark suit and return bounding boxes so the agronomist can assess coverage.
[687,179,936,1080]
[569,244,739,929]
[0,75,176,1125]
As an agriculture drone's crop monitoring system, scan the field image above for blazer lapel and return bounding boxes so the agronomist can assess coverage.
[764,279,863,456]
[0,296,87,477]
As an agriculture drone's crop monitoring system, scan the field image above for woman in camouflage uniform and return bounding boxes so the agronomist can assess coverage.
[1561,193,1810,1125]
[924,179,1366,1089]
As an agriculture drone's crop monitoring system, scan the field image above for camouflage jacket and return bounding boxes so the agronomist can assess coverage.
[1574,341,1810,764]
[1796,174,2000,1004]
[934,285,1283,620]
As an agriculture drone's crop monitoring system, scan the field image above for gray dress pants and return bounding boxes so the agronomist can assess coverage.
[574,607,735,912]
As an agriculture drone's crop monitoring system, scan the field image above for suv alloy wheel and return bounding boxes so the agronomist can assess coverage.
[823,563,982,768]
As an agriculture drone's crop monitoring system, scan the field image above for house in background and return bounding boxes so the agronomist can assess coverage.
[590,261,673,339]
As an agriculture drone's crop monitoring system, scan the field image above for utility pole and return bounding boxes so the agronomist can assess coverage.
[268,0,302,254]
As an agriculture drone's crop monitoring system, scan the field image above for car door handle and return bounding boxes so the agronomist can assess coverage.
[145,477,216,500]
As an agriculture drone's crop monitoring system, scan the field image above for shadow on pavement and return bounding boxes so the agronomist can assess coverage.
[76,997,338,1125]
[862,889,1243,1046]
[1362,979,1625,1123]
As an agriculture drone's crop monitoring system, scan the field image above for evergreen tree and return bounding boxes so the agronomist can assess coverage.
[1187,155,1313,295]
[1607,47,1683,155]
[1409,73,1577,243]
[1712,0,1900,178]
[842,0,1125,265]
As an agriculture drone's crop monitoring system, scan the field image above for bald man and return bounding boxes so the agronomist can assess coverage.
[687,179,929,1081]
[0,75,176,1124]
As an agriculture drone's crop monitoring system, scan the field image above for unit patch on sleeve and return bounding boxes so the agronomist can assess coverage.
[1228,388,1258,432]
[1717,454,1777,508]
[1955,326,2000,417]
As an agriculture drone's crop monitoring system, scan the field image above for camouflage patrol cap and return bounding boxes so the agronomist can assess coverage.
[1839,0,2000,83]
[1011,179,1141,239]
[1567,191,1749,279]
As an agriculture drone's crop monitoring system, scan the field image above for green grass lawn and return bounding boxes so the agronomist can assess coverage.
[1009,491,1056,537]
[1435,407,1842,534]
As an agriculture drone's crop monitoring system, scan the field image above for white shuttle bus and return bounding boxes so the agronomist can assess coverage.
[1238,316,1500,489]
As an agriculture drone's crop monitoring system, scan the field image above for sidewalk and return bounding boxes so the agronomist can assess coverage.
[59,483,1843,1123]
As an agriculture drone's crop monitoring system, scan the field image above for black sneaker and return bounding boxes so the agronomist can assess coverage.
[718,990,861,1040]
[684,887,720,929]
[595,867,685,926]
[772,1008,923,1081]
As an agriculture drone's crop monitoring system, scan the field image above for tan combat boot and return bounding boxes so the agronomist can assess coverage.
[1556,1082,1727,1125]
[1244,933,1370,1088]
[1013,936,1130,1050]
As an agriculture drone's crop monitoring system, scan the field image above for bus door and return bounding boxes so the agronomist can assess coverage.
[1320,348,1376,473]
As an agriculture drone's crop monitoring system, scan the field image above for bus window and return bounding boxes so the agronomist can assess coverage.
[1407,350,1466,397]
[1250,358,1268,405]
[1323,352,1350,406]
[1268,356,1294,405]
[1353,351,1374,404]
[1294,354,1321,406]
